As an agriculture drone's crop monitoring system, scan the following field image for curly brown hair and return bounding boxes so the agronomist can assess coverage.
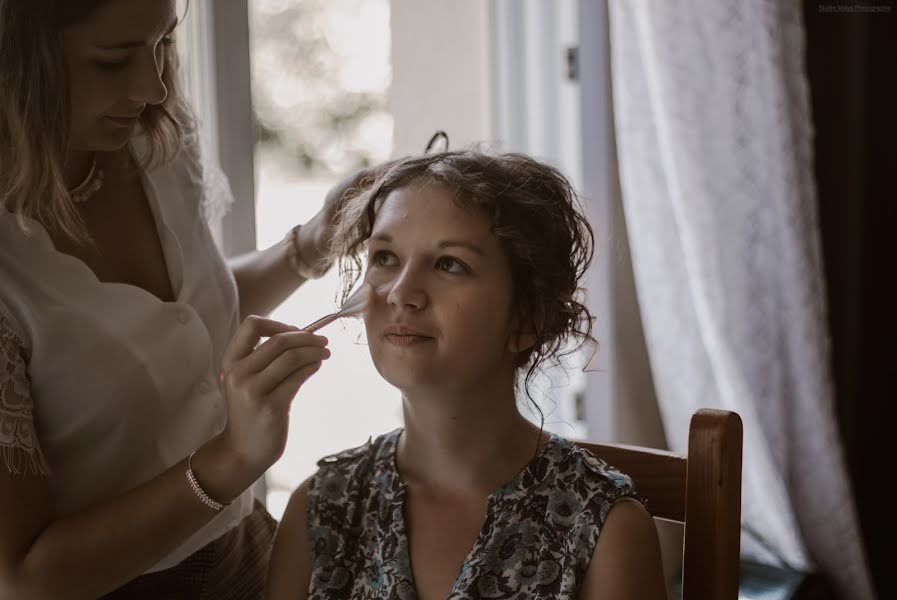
[331,150,596,404]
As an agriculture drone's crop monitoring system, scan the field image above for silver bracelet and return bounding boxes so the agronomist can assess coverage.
[186,450,229,512]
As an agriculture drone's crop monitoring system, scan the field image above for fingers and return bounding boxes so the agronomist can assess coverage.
[223,316,300,367]
[239,330,328,375]
[267,360,324,413]
[255,344,330,395]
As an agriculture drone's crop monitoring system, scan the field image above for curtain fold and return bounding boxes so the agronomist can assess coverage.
[606,1,875,597]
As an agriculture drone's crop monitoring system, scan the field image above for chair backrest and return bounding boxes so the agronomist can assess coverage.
[575,408,743,600]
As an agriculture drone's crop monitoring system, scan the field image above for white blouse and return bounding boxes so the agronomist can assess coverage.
[0,134,256,572]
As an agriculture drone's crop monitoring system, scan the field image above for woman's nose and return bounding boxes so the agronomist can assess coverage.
[128,48,168,106]
[385,267,428,311]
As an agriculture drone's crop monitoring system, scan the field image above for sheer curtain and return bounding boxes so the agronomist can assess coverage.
[607,1,874,597]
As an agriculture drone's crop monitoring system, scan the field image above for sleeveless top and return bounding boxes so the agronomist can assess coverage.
[306,429,640,599]
[0,132,256,572]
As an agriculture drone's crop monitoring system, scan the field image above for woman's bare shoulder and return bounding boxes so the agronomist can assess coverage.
[266,477,314,600]
[579,497,667,600]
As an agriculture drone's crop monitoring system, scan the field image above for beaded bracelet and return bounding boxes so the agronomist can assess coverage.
[285,224,329,280]
[186,450,229,512]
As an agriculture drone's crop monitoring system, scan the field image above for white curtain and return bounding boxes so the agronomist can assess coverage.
[607,1,875,598]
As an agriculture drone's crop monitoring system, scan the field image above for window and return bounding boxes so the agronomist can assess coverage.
[248,0,396,519]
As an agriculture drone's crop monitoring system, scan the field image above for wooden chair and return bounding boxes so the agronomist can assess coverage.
[576,408,743,600]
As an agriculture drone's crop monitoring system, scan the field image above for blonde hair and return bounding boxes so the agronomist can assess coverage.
[0,0,189,244]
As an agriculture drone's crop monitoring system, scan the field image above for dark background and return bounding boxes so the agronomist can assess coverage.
[803,2,896,597]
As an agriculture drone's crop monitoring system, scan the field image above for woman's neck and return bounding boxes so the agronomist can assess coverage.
[64,147,131,189]
[396,376,548,497]
[63,149,95,189]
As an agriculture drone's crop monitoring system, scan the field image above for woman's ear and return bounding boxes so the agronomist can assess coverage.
[506,311,539,354]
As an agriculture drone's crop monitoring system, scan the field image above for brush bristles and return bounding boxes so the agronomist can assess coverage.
[336,283,371,318]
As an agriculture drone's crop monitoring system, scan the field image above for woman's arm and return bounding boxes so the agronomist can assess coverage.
[230,165,382,320]
[266,478,313,600]
[0,434,255,600]
[230,232,313,321]
[579,498,668,600]
[0,317,328,600]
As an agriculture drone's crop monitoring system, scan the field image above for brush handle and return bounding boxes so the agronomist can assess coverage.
[302,312,341,332]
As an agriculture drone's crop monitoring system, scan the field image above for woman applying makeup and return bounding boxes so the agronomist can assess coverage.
[0,0,365,596]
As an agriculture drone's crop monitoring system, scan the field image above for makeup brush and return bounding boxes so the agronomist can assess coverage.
[302,283,371,332]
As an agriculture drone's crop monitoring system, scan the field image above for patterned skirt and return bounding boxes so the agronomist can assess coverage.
[101,500,277,600]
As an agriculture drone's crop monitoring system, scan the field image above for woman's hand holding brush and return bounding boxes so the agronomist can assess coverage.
[302,283,371,332]
[214,317,330,486]
[208,284,370,496]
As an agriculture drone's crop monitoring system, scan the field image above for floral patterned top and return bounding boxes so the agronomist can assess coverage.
[305,429,640,599]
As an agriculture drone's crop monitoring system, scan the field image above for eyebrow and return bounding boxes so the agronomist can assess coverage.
[370,233,484,256]
[95,18,179,50]
[438,240,484,255]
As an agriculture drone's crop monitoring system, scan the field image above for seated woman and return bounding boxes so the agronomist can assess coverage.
[266,151,667,599]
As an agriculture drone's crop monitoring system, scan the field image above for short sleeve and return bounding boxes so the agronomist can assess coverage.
[0,312,50,477]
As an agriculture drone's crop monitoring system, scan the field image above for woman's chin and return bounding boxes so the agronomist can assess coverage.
[80,120,140,151]
[375,364,439,395]
[98,128,136,149]
[70,133,132,154]
[378,371,426,393]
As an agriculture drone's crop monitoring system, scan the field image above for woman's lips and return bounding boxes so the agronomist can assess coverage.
[382,326,434,346]
[384,333,434,346]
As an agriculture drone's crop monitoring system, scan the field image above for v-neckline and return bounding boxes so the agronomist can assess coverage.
[386,430,558,599]
[132,147,185,303]
[3,141,186,307]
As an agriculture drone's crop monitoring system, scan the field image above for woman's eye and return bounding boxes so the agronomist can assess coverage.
[371,251,397,267]
[436,257,468,274]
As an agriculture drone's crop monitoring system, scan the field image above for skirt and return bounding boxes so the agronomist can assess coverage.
[101,500,277,600]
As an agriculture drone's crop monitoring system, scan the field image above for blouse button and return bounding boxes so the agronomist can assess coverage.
[177,310,191,324]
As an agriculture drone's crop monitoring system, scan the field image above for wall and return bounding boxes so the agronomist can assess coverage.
[389,0,492,155]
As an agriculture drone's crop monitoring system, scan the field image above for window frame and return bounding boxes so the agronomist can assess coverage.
[179,0,257,257]
[490,0,617,440]
[576,0,617,441]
